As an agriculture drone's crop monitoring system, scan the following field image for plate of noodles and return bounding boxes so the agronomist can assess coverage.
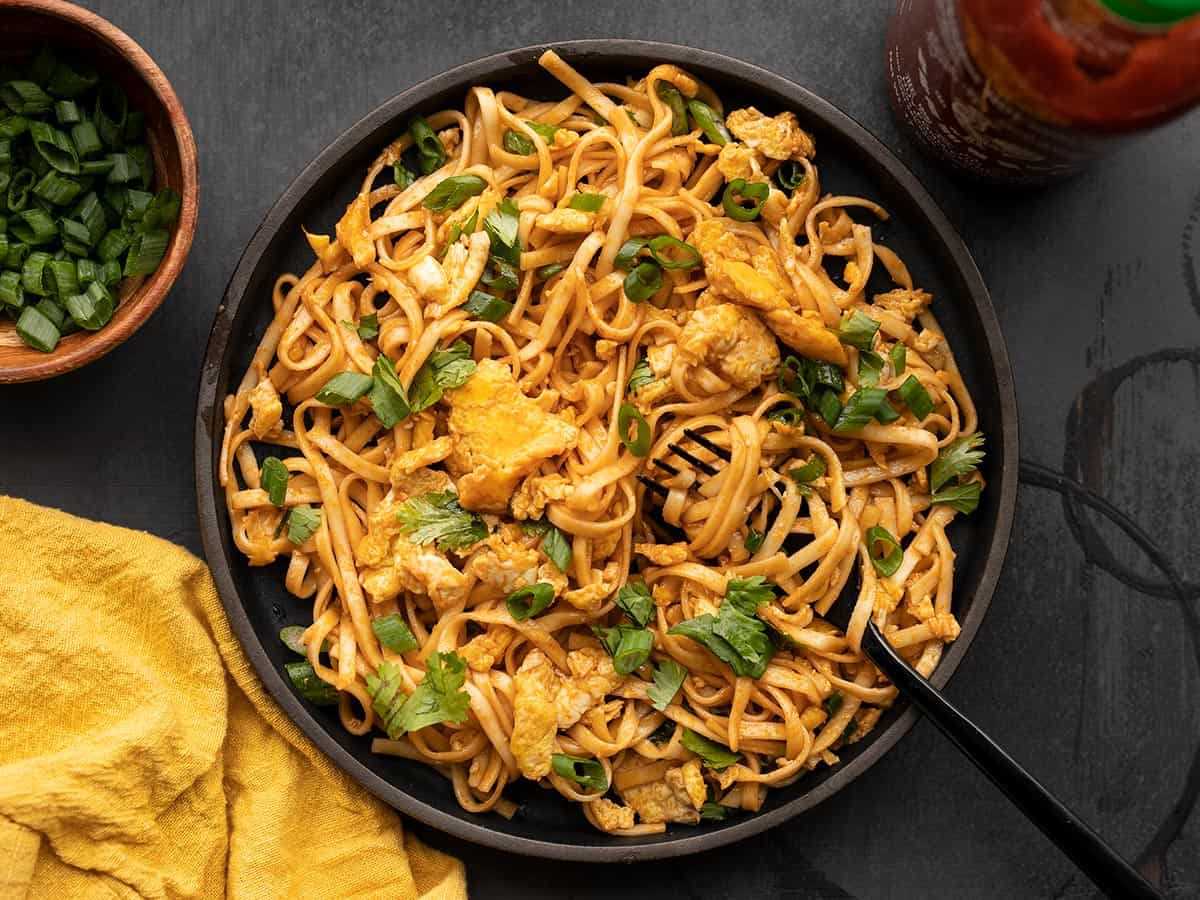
[195,40,1018,860]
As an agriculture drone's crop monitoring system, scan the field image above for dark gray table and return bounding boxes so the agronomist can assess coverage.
[4,2,1199,897]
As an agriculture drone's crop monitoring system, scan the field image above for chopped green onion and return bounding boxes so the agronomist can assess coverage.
[838,309,880,351]
[618,403,651,456]
[0,270,23,308]
[422,174,487,211]
[623,260,662,302]
[775,159,806,193]
[409,116,445,175]
[123,228,169,275]
[15,305,59,351]
[279,625,308,656]
[462,290,513,323]
[0,139,10,163]
[865,526,904,576]
[373,614,419,654]
[931,481,982,514]
[788,455,826,495]
[139,189,181,230]
[47,58,99,98]
[655,81,689,135]
[857,349,885,387]
[12,208,57,245]
[105,152,137,184]
[123,110,144,142]
[0,114,29,140]
[78,157,112,177]
[506,582,556,621]
[615,237,648,270]
[502,128,534,155]
[610,626,654,675]
[722,178,769,222]
[1,81,52,116]
[832,387,888,433]
[627,355,654,392]
[284,660,338,706]
[701,801,731,821]
[127,145,152,188]
[58,218,92,252]
[898,375,934,420]
[541,525,572,573]
[29,120,78,173]
[824,691,844,717]
[94,82,127,149]
[44,258,78,297]
[368,354,410,429]
[647,234,701,270]
[551,754,608,791]
[482,198,521,266]
[33,170,82,206]
[99,259,121,285]
[259,457,289,506]
[54,100,80,125]
[889,343,907,375]
[686,99,731,145]
[35,298,65,329]
[316,371,374,405]
[568,192,605,212]
[21,251,51,295]
[75,258,98,286]
[64,282,113,330]
[535,263,563,281]
[6,168,35,211]
[96,227,131,262]
[524,120,558,142]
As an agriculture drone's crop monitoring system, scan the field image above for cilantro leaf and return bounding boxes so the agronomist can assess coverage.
[357,313,379,340]
[369,354,410,428]
[285,506,321,544]
[365,652,471,738]
[701,801,731,821]
[723,576,776,614]
[669,577,777,677]
[615,579,654,627]
[541,524,572,572]
[647,658,687,711]
[744,528,765,552]
[930,432,985,492]
[592,622,653,674]
[483,197,521,266]
[408,339,476,413]
[680,728,741,770]
[932,481,982,514]
[395,490,487,551]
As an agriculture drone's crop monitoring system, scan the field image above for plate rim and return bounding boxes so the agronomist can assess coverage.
[194,38,1019,863]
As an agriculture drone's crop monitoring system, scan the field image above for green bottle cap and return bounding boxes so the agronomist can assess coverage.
[1099,0,1200,24]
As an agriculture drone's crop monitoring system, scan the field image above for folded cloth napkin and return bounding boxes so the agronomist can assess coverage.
[0,497,467,900]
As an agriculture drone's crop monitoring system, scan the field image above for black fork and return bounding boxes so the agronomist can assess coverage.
[637,441,1160,899]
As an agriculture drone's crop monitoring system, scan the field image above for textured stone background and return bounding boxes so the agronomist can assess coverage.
[3,2,1198,897]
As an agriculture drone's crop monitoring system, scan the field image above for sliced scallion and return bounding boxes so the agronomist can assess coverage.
[865,526,904,576]
[506,582,556,621]
[15,304,59,351]
[722,178,769,222]
[618,403,651,456]
[623,261,662,303]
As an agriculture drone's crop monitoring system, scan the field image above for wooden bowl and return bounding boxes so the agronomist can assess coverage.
[0,0,198,383]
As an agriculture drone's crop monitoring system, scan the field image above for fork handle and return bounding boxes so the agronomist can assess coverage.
[861,622,1160,899]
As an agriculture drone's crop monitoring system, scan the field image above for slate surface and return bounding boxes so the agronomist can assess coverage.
[2,2,1198,897]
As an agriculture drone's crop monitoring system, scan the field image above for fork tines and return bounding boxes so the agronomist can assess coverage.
[682,428,732,462]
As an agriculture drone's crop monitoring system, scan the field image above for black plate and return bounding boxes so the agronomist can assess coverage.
[194,40,1019,862]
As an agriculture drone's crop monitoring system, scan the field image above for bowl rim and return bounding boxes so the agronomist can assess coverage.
[0,0,198,383]
[194,39,1019,862]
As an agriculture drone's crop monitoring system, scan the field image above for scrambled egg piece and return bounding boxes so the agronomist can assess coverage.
[335,193,375,268]
[619,760,706,825]
[511,473,573,520]
[715,142,765,182]
[510,647,624,779]
[726,107,816,160]
[389,436,453,481]
[927,612,961,641]
[646,342,676,377]
[356,470,472,612]
[634,542,689,566]
[874,288,933,322]
[446,359,579,513]
[407,255,449,304]
[692,219,846,366]
[535,207,597,234]
[562,562,621,614]
[678,303,779,390]
[459,626,514,672]
[248,374,282,440]
[464,524,542,597]
[590,798,636,832]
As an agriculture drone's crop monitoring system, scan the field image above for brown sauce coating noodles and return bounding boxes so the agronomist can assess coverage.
[219,50,985,834]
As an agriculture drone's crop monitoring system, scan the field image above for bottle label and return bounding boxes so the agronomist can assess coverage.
[886,0,1127,183]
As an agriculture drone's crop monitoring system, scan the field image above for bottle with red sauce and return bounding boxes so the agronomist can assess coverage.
[886,0,1200,185]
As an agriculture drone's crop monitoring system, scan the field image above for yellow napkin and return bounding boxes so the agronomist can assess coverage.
[0,497,467,900]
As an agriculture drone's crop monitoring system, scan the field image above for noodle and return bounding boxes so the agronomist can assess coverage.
[220,51,985,833]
